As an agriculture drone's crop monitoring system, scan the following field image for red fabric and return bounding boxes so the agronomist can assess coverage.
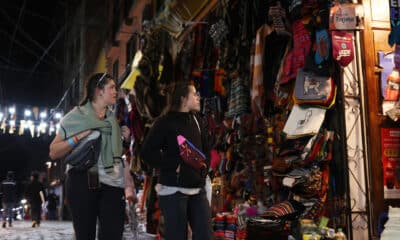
[214,68,227,96]
[332,31,354,67]
[280,20,312,84]
[210,149,221,169]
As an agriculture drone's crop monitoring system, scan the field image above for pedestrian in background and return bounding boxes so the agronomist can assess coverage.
[140,82,213,240]
[46,189,59,220]
[0,171,17,228]
[25,171,46,227]
[49,73,136,240]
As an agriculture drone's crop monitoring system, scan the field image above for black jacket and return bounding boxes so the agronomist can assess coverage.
[140,111,210,188]
[0,178,17,203]
[25,180,45,205]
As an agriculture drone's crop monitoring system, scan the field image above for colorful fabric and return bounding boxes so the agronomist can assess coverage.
[214,68,227,96]
[281,20,312,84]
[315,29,330,65]
[251,25,273,114]
[263,200,305,219]
[225,71,250,118]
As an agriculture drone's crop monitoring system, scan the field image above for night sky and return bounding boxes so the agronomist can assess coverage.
[0,0,66,185]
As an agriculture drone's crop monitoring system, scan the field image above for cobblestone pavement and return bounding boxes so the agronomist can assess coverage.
[0,219,153,240]
[0,221,74,240]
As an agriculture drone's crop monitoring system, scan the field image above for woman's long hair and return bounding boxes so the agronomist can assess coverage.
[162,81,193,114]
[80,73,113,106]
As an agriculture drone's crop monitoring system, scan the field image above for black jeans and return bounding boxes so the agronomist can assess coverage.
[158,189,212,240]
[66,170,125,240]
[2,202,14,224]
[31,202,42,224]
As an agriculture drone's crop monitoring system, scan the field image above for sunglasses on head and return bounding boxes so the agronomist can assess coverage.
[96,73,108,87]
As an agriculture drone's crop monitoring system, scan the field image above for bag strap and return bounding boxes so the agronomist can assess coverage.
[193,114,201,134]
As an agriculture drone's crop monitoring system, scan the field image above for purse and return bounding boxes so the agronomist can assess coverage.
[64,130,101,171]
[293,68,336,108]
[177,135,207,177]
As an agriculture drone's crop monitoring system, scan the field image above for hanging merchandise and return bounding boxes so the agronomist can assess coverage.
[209,19,229,48]
[389,0,400,46]
[378,51,396,98]
[214,68,227,96]
[331,31,355,67]
[384,69,400,101]
[395,44,400,69]
[283,105,326,139]
[381,128,400,199]
[121,51,143,90]
[314,29,331,65]
[280,20,312,84]
[268,1,290,35]
[293,68,336,108]
[251,24,274,113]
[225,70,250,118]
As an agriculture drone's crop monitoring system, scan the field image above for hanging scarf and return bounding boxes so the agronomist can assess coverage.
[59,101,123,172]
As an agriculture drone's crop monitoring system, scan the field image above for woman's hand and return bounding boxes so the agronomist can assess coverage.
[121,125,130,141]
[49,129,92,160]
[74,130,92,142]
[126,195,138,205]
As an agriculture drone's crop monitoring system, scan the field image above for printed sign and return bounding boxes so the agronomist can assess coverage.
[330,4,357,30]
[382,128,400,199]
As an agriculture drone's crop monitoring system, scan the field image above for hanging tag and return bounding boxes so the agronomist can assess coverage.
[329,3,364,30]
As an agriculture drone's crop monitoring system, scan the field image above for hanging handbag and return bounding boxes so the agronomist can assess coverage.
[64,130,102,171]
[293,68,336,108]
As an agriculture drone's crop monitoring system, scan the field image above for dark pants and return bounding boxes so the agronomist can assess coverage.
[66,170,125,240]
[146,175,159,234]
[31,202,42,224]
[158,189,212,240]
[2,202,14,224]
[47,209,57,220]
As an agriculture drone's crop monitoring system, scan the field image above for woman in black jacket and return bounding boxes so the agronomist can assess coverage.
[25,171,45,227]
[140,82,212,240]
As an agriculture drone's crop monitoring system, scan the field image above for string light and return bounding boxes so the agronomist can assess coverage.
[0,105,63,137]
